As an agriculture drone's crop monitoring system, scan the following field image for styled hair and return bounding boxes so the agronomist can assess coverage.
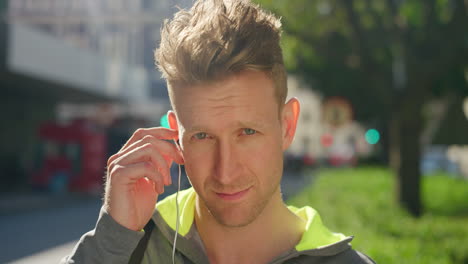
[155,0,287,105]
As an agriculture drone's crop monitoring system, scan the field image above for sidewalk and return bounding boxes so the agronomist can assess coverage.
[0,192,102,263]
[0,191,101,216]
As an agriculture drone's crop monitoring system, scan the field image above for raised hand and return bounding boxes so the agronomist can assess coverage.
[104,127,184,231]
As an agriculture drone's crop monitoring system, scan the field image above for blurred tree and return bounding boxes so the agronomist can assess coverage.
[255,0,468,216]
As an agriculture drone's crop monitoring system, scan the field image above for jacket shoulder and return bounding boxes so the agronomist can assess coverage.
[353,250,376,264]
[288,248,376,264]
[327,248,376,264]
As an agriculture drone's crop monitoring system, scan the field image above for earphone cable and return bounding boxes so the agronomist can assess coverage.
[172,140,182,264]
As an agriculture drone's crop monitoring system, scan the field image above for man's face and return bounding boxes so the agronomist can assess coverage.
[171,70,291,227]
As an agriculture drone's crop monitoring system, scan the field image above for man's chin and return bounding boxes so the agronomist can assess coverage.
[206,201,266,228]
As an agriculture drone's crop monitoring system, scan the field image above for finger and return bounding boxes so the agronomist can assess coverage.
[120,127,179,152]
[109,137,184,184]
[110,143,172,185]
[110,162,165,194]
[108,127,180,168]
[118,135,184,165]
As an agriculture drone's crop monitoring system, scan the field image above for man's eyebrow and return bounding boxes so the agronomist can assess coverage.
[185,126,207,134]
[237,120,267,130]
[185,121,267,134]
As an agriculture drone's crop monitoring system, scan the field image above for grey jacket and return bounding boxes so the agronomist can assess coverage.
[61,188,375,264]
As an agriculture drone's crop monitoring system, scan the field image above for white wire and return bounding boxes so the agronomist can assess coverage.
[172,140,182,264]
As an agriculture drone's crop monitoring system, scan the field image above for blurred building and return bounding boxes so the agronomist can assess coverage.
[287,76,323,159]
[0,0,192,192]
[286,76,372,168]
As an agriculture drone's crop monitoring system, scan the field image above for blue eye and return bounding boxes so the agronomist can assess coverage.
[243,128,256,135]
[193,132,207,140]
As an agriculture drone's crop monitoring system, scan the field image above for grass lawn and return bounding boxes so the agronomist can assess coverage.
[287,167,468,264]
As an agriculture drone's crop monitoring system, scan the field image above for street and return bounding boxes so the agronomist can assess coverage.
[0,198,102,264]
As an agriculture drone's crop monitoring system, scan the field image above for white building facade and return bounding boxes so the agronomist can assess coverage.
[286,76,372,165]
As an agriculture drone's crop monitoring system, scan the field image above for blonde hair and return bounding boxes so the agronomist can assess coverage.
[155,0,287,105]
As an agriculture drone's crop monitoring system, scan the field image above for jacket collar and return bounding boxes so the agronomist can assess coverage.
[155,188,196,237]
[289,205,348,251]
[153,188,352,262]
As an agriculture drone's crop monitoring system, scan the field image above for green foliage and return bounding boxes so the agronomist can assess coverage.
[288,167,468,264]
[400,1,424,27]
[435,0,456,23]
[254,0,468,123]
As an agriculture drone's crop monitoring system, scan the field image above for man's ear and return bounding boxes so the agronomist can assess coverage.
[281,98,300,151]
[168,110,178,130]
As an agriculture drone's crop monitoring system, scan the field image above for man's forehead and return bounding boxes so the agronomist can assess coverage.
[169,70,281,128]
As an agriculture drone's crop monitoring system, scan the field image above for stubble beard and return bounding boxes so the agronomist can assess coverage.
[199,179,282,228]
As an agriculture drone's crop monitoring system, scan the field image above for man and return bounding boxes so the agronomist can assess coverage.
[62,0,375,263]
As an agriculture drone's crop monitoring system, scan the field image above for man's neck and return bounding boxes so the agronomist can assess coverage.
[194,189,305,264]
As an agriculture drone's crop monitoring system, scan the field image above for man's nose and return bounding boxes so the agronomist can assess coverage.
[214,139,241,184]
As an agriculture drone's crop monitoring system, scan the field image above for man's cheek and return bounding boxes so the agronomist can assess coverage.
[184,154,210,179]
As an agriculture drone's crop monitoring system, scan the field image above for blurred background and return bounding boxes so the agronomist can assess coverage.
[0,0,467,263]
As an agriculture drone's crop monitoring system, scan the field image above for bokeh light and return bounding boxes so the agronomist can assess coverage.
[365,129,380,145]
[160,114,169,128]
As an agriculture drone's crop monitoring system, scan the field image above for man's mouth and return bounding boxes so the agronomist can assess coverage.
[215,187,252,201]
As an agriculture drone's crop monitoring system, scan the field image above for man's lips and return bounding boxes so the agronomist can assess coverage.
[215,187,252,201]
